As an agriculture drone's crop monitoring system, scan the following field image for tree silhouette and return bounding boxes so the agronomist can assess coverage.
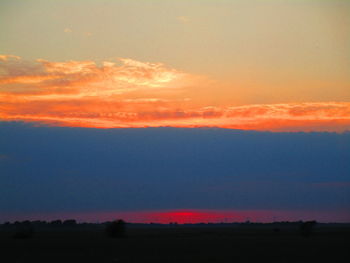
[299,220,317,237]
[105,219,126,238]
[63,219,77,226]
[13,221,34,239]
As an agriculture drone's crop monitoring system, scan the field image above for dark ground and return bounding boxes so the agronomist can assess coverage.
[1,225,349,263]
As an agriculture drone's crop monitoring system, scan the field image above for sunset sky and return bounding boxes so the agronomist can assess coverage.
[1,0,349,223]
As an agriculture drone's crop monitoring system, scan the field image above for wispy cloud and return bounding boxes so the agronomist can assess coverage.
[1,55,350,132]
[177,16,190,24]
[63,28,72,33]
[0,55,185,97]
[0,55,21,61]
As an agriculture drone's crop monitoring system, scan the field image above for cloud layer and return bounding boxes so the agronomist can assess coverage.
[1,55,349,131]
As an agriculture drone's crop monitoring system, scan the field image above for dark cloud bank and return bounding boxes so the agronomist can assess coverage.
[0,122,349,221]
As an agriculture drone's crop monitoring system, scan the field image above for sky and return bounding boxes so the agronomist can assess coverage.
[0,0,349,223]
[1,123,350,223]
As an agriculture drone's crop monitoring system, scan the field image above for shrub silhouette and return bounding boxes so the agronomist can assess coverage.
[63,219,77,226]
[50,220,62,227]
[105,219,126,238]
[13,221,34,239]
[299,220,317,237]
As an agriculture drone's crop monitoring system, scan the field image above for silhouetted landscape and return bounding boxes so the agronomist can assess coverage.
[1,220,349,262]
[1,0,350,262]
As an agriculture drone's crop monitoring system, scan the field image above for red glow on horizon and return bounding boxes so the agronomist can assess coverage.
[147,210,237,224]
[3,209,349,224]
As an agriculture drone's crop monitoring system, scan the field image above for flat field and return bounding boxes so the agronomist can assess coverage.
[1,225,349,263]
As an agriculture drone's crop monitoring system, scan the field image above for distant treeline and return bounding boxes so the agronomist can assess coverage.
[1,220,349,239]
[1,219,105,231]
[2,219,349,229]
[0,219,127,239]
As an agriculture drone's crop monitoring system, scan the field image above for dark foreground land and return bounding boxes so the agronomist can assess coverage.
[1,223,349,263]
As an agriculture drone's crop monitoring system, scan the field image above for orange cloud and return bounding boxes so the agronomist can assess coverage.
[63,28,72,33]
[0,55,185,98]
[1,55,350,132]
[0,54,21,61]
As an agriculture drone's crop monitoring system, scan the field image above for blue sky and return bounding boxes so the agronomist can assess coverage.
[1,122,349,222]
